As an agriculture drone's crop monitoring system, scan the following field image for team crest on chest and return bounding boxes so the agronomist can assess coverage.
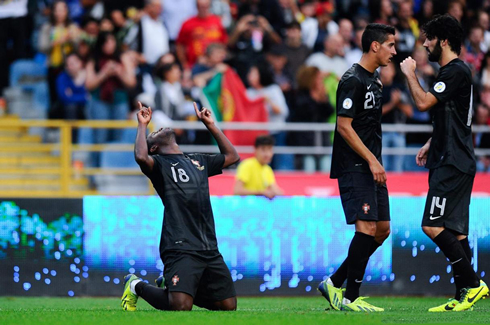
[362,203,371,214]
[191,159,205,171]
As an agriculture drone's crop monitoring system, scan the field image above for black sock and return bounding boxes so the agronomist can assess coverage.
[344,232,375,302]
[135,281,170,310]
[433,230,480,292]
[330,239,381,288]
[454,237,479,299]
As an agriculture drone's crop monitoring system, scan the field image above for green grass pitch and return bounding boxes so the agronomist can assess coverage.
[1,296,489,325]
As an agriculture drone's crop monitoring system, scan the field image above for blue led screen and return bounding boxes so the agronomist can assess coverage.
[1,196,489,296]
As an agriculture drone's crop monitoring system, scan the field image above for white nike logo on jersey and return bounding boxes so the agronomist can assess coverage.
[367,84,372,89]
[429,215,442,220]
[355,279,363,283]
[171,162,179,166]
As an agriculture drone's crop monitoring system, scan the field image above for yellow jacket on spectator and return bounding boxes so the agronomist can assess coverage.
[235,157,276,191]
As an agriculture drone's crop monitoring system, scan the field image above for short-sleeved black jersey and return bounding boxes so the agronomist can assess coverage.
[330,64,384,179]
[427,59,476,175]
[146,153,225,255]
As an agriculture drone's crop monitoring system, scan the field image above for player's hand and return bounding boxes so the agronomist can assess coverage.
[137,101,152,125]
[416,144,429,167]
[400,56,417,76]
[369,160,387,186]
[194,102,214,125]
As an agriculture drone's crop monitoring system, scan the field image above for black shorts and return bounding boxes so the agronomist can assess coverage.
[162,250,236,305]
[338,172,391,225]
[422,165,474,235]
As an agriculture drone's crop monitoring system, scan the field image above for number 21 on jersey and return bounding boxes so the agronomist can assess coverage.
[364,91,375,109]
[171,167,190,182]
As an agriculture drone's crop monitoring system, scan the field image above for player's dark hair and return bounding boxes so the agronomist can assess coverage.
[255,135,275,148]
[422,14,464,55]
[361,23,396,53]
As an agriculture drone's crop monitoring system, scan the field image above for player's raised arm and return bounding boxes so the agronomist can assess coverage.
[400,56,438,112]
[134,102,155,175]
[337,116,386,185]
[193,102,240,168]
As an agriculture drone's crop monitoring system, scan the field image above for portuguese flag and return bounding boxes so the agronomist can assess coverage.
[201,68,268,146]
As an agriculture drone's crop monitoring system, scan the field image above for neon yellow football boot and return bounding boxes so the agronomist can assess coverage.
[318,278,343,310]
[453,280,489,311]
[121,274,140,311]
[341,296,384,312]
[428,298,459,312]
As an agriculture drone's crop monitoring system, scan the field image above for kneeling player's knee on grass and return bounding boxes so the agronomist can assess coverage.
[220,298,237,311]
[170,301,193,311]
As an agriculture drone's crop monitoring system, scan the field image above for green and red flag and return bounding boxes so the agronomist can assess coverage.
[202,68,268,147]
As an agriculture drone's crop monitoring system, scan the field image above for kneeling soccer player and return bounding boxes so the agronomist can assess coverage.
[121,102,239,311]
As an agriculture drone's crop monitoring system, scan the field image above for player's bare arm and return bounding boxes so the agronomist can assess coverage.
[134,101,155,175]
[416,137,431,167]
[193,102,240,168]
[337,116,386,185]
[400,56,438,112]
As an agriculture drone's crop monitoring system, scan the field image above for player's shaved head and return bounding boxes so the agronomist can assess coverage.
[361,23,396,53]
[422,14,464,55]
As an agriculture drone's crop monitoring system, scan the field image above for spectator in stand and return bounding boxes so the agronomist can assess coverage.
[0,0,30,95]
[161,0,197,42]
[237,0,286,37]
[265,45,293,97]
[136,0,169,67]
[380,62,413,172]
[415,0,434,27]
[246,61,292,169]
[210,0,232,29]
[338,18,354,56]
[85,32,136,160]
[176,0,228,70]
[345,25,364,68]
[477,10,490,53]
[39,0,80,111]
[305,33,349,79]
[228,14,281,83]
[55,53,88,142]
[463,25,485,78]
[371,0,396,26]
[192,43,229,88]
[278,0,301,25]
[110,9,138,50]
[283,21,311,85]
[447,0,465,24]
[479,51,490,90]
[288,66,334,171]
[234,135,284,199]
[301,1,339,52]
[153,62,195,143]
[154,62,194,121]
[394,0,419,63]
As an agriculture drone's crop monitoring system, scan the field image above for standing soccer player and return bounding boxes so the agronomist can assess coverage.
[318,24,396,312]
[121,101,239,311]
[400,14,488,312]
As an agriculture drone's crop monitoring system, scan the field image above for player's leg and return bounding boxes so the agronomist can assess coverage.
[423,167,485,311]
[168,292,194,311]
[319,173,383,311]
[133,281,171,310]
[192,253,237,311]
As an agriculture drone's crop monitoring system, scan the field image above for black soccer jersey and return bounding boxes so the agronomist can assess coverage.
[427,58,476,175]
[330,64,384,178]
[147,153,225,255]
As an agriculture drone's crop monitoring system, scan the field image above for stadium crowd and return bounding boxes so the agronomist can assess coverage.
[1,0,490,172]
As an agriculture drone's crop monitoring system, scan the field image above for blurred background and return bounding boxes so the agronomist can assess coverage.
[1,0,490,297]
